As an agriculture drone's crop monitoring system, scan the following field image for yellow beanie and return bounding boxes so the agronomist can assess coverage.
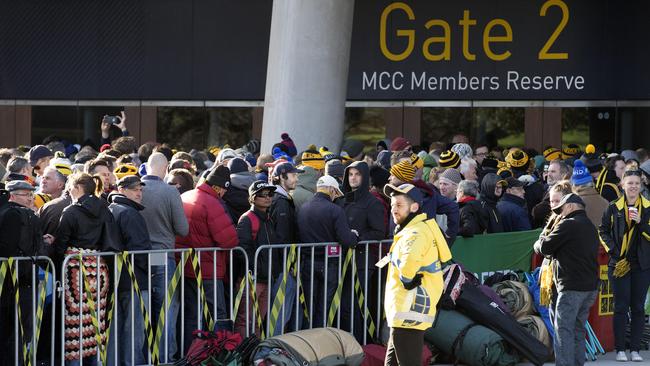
[439,150,460,169]
[301,145,325,170]
[410,153,424,170]
[506,149,529,169]
[543,147,562,162]
[390,160,416,183]
[114,164,138,180]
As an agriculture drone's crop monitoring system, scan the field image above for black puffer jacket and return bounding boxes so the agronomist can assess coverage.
[270,187,299,244]
[342,161,386,241]
[108,193,152,291]
[237,207,278,282]
[458,198,489,237]
[479,173,505,233]
[54,194,115,258]
[534,209,599,292]
[599,195,650,270]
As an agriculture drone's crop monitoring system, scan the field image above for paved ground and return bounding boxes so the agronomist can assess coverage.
[437,350,650,365]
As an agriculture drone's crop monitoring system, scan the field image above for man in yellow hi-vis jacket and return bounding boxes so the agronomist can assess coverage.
[381,183,452,366]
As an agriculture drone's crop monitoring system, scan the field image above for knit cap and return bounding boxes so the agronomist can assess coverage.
[325,159,345,179]
[451,143,473,160]
[280,133,297,157]
[543,147,562,162]
[439,150,461,169]
[561,144,581,160]
[50,153,73,177]
[114,164,138,180]
[410,153,424,170]
[390,137,411,152]
[571,159,592,186]
[319,147,340,163]
[438,168,462,186]
[389,160,416,183]
[301,144,325,170]
[580,144,602,173]
[506,149,529,171]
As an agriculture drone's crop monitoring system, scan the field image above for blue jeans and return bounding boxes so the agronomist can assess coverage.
[549,290,597,366]
[107,290,149,366]
[151,258,180,362]
[609,266,650,352]
[183,279,229,352]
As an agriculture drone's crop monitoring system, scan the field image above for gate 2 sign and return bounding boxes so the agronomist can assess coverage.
[347,0,650,100]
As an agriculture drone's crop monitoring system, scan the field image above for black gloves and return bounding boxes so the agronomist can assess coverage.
[402,273,423,290]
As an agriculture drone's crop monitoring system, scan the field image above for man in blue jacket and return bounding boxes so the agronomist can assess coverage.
[497,177,532,232]
[298,175,359,328]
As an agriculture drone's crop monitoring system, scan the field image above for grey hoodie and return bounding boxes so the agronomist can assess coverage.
[292,166,320,213]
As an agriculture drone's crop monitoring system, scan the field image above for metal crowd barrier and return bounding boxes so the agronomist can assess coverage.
[0,256,56,366]
[58,247,248,366]
[1,242,397,365]
[252,240,392,345]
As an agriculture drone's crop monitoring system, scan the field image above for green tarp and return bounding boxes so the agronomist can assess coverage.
[451,229,541,283]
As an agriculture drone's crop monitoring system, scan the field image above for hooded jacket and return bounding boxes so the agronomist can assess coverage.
[54,194,115,257]
[410,180,459,244]
[458,197,489,237]
[599,195,650,269]
[534,209,599,292]
[385,214,451,330]
[497,193,532,232]
[270,186,299,244]
[479,173,505,233]
[176,183,239,279]
[342,161,386,241]
[237,207,278,282]
[292,166,319,213]
[108,193,152,291]
[223,171,256,224]
[0,201,45,282]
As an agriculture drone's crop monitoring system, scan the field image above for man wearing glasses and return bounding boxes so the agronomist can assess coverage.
[0,180,52,365]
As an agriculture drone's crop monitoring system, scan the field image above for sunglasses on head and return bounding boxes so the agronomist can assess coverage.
[624,170,642,178]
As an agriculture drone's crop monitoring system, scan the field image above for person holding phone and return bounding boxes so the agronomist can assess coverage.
[599,169,650,362]
[100,110,128,146]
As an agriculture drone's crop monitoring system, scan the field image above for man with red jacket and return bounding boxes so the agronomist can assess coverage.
[176,165,239,351]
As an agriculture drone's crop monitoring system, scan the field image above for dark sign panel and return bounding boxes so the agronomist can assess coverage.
[0,0,648,100]
[347,0,650,100]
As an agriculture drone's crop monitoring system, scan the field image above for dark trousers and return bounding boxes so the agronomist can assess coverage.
[0,284,33,366]
[302,260,339,329]
[609,266,650,352]
[384,327,424,366]
[340,261,375,344]
[183,279,229,352]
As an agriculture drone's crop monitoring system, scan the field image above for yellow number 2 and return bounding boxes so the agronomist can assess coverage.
[538,0,569,60]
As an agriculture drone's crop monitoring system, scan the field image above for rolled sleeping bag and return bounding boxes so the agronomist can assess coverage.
[425,309,520,366]
[517,315,552,350]
[492,280,535,318]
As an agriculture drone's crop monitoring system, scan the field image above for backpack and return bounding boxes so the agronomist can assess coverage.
[241,210,260,241]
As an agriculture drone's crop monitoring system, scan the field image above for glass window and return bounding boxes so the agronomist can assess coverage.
[32,106,123,147]
[344,107,386,153]
[473,107,525,150]
[157,107,253,152]
[615,107,649,151]
[561,107,617,152]
[420,107,472,148]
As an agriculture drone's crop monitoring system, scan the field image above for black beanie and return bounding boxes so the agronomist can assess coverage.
[369,165,390,189]
[206,165,231,189]
[227,157,249,174]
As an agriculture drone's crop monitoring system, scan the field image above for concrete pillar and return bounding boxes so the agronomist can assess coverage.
[260,0,355,155]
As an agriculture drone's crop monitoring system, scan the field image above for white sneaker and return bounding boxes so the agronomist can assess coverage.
[630,351,643,362]
[616,351,628,362]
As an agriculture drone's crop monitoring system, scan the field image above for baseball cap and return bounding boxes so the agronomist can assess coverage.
[551,193,585,212]
[249,180,276,197]
[317,175,343,196]
[383,183,424,206]
[117,175,146,189]
[272,162,304,177]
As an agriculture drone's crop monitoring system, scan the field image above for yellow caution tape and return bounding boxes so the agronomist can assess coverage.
[327,249,354,327]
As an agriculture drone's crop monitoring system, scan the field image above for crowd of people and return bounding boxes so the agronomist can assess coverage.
[0,113,649,365]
